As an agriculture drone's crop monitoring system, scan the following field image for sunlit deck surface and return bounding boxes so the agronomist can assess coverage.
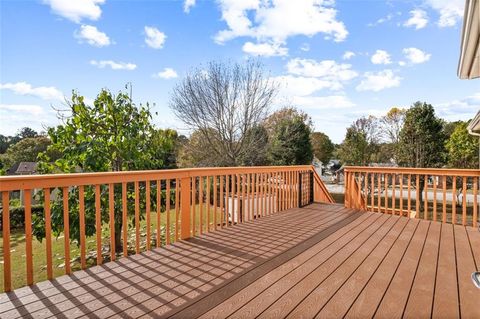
[1,203,479,318]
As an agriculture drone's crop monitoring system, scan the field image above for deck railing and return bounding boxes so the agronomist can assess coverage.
[344,166,479,228]
[0,165,333,292]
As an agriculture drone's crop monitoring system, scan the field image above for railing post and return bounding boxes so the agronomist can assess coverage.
[308,171,314,204]
[180,177,191,239]
[298,172,302,207]
[344,171,349,208]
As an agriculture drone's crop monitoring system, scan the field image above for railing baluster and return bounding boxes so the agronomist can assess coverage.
[2,191,11,291]
[199,176,203,233]
[424,175,428,220]
[370,173,375,212]
[384,174,388,214]
[392,173,396,214]
[122,182,127,256]
[213,176,217,230]
[377,174,381,213]
[474,177,478,228]
[407,174,412,217]
[207,176,211,231]
[109,183,115,261]
[246,174,251,220]
[237,174,241,222]
[166,179,171,243]
[225,175,229,226]
[433,176,437,222]
[156,180,161,247]
[415,175,420,218]
[44,189,52,279]
[175,178,179,241]
[145,181,151,250]
[399,174,403,216]
[192,177,197,233]
[79,185,86,269]
[462,176,467,226]
[134,181,140,253]
[442,176,447,223]
[61,188,70,275]
[95,185,102,265]
[219,176,224,228]
[452,176,457,224]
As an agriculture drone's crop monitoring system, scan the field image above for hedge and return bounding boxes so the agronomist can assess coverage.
[0,205,44,231]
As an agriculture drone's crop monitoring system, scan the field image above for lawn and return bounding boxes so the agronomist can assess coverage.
[0,205,224,292]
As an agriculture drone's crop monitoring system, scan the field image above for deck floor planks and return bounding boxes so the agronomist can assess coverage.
[453,226,480,319]
[196,210,373,319]
[221,213,382,319]
[320,218,420,319]
[4,208,337,319]
[432,224,460,319]
[255,214,397,319]
[345,219,419,318]
[369,219,430,319]
[402,221,441,319]
[285,216,407,319]
[79,208,344,319]
[136,207,353,319]
[0,203,479,319]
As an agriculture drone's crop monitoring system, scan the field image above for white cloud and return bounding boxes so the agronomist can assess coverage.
[144,26,166,49]
[291,95,355,109]
[342,51,355,60]
[368,13,394,27]
[0,104,45,116]
[435,93,480,120]
[403,9,428,29]
[184,0,196,13]
[273,75,337,96]
[425,0,464,27]
[90,60,137,70]
[286,58,358,83]
[300,43,310,52]
[153,68,178,79]
[242,41,288,57]
[214,0,348,48]
[403,47,431,64]
[356,70,402,92]
[42,0,105,23]
[0,82,64,101]
[371,50,392,65]
[74,24,111,47]
[398,61,406,66]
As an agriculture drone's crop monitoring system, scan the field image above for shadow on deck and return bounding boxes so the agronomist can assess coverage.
[0,203,479,318]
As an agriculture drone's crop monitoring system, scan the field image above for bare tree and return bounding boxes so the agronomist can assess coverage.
[170,60,277,166]
[381,107,406,144]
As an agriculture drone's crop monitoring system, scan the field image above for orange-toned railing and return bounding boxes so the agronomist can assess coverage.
[0,165,333,292]
[344,166,479,227]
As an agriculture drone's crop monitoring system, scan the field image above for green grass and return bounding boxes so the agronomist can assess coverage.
[0,205,223,292]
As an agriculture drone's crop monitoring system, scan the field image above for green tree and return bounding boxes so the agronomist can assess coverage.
[37,87,172,250]
[311,132,334,165]
[338,116,380,165]
[0,136,59,169]
[267,108,313,165]
[445,121,479,168]
[337,127,370,165]
[397,102,446,168]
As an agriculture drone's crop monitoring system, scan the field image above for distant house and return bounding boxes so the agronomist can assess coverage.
[6,162,38,175]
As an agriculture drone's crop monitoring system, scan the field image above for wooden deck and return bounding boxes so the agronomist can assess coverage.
[0,203,479,318]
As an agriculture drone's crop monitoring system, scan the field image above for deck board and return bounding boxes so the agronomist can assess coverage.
[0,203,479,319]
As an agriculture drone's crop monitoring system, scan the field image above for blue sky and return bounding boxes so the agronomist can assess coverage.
[1,0,478,143]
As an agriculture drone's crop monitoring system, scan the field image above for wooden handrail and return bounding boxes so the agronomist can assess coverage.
[344,166,479,229]
[345,166,479,177]
[0,165,332,292]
